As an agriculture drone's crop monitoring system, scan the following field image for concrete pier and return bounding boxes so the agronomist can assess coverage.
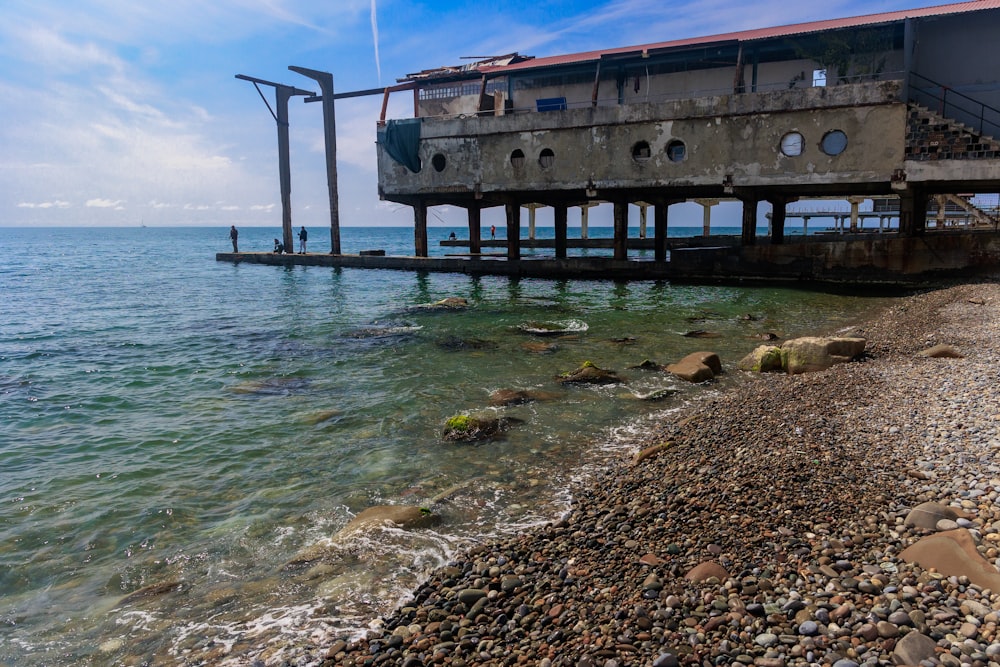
[217,229,1000,287]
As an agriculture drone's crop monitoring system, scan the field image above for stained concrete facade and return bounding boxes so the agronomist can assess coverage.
[367,1,1000,279]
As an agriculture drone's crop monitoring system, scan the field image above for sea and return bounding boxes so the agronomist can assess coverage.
[1,225,894,665]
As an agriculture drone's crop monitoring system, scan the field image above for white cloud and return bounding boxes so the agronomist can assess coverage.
[86,198,125,208]
[18,200,72,209]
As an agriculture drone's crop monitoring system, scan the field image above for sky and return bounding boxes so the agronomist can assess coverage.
[0,0,951,228]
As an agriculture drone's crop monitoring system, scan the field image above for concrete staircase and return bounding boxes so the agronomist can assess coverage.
[906,104,1000,161]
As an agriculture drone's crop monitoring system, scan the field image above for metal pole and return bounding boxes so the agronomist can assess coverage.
[235,74,314,255]
[290,66,341,254]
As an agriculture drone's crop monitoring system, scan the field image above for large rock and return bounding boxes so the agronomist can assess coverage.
[780,337,865,374]
[903,501,963,530]
[684,561,730,582]
[892,630,938,665]
[666,351,720,383]
[917,343,963,358]
[900,528,1000,591]
[737,345,783,372]
[558,362,625,385]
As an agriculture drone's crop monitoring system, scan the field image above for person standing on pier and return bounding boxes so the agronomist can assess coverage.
[490,225,496,240]
[229,225,239,253]
[298,226,308,254]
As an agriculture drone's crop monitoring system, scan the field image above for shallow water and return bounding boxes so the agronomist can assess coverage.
[0,225,891,664]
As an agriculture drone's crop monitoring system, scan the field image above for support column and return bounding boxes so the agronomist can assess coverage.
[638,202,649,239]
[696,199,719,237]
[525,203,541,240]
[613,200,628,260]
[414,202,428,257]
[935,195,947,229]
[803,216,810,236]
[848,196,864,233]
[769,198,787,245]
[468,205,481,254]
[899,188,928,237]
[580,203,596,239]
[505,202,521,260]
[741,197,758,246]
[554,204,568,259]
[654,202,669,262]
[289,66,341,255]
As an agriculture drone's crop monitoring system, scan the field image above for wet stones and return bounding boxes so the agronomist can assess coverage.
[665,351,721,383]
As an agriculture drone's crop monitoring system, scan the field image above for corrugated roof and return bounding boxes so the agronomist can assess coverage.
[465,0,1000,77]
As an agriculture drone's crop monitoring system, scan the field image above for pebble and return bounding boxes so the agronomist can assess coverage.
[253,285,1000,667]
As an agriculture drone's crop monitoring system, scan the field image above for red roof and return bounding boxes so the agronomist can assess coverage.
[472,0,999,76]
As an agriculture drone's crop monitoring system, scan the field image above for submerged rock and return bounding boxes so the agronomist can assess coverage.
[488,389,558,407]
[436,336,497,351]
[286,505,440,566]
[557,361,625,385]
[682,330,722,338]
[442,414,520,441]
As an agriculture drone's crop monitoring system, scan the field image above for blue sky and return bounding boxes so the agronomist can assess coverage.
[1,0,948,228]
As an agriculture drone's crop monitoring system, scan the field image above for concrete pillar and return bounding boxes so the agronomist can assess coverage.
[654,202,669,262]
[525,203,542,240]
[770,198,787,245]
[414,202,428,257]
[613,201,628,260]
[899,189,928,237]
[580,203,596,239]
[554,204,568,259]
[468,205,481,254]
[638,202,649,239]
[505,202,521,260]
[741,197,758,246]
[935,195,947,228]
[849,196,864,233]
[696,199,718,237]
[803,216,810,236]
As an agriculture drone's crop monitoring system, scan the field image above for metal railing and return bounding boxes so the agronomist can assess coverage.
[908,72,1000,139]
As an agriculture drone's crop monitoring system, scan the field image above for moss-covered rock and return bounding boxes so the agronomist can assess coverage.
[443,414,519,441]
[780,336,865,374]
[557,362,625,385]
[737,345,783,372]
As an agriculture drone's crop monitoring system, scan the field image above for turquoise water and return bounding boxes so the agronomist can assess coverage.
[0,226,889,665]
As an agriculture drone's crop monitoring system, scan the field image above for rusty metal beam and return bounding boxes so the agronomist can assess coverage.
[236,74,315,254]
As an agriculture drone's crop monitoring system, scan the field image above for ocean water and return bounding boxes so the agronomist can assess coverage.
[0,226,890,665]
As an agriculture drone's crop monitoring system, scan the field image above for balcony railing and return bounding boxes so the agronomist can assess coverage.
[908,72,1000,139]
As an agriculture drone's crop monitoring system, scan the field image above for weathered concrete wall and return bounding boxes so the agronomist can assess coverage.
[379,81,906,199]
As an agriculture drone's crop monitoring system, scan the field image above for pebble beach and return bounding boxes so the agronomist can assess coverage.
[308,281,1000,667]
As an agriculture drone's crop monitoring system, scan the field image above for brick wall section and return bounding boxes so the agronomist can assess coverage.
[906,105,1000,161]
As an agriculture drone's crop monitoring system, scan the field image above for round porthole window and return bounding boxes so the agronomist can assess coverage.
[510,149,525,169]
[666,139,686,162]
[821,130,848,156]
[632,141,651,163]
[539,148,555,169]
[431,153,446,172]
[780,132,804,157]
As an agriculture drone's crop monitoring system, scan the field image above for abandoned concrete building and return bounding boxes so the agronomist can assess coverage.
[371,0,1000,283]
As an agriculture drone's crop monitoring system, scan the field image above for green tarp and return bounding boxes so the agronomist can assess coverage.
[377,118,422,173]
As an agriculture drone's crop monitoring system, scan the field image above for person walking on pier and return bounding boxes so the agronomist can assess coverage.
[229,225,239,253]
[298,226,308,254]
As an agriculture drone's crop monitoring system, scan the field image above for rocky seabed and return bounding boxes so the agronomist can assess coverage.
[257,282,1000,667]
